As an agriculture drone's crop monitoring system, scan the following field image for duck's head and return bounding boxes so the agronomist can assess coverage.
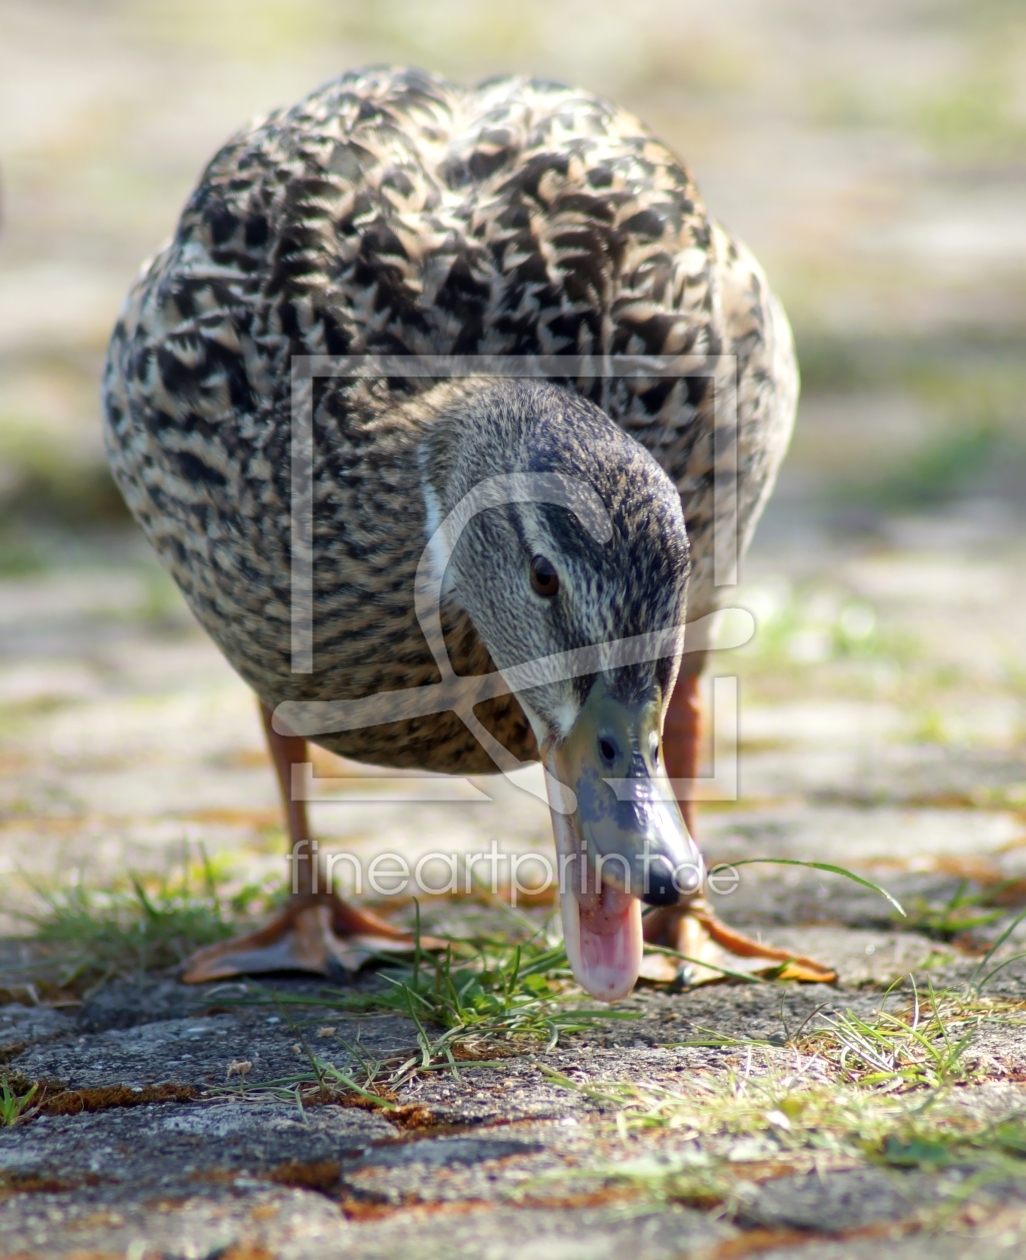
[419,379,702,1000]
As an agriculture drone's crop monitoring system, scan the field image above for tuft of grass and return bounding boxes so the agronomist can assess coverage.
[901,881,1005,943]
[808,983,980,1091]
[0,1078,38,1128]
[9,851,278,995]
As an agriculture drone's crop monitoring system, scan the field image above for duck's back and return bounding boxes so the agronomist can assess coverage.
[103,67,796,771]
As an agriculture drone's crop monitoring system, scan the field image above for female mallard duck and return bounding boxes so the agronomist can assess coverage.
[102,67,833,1000]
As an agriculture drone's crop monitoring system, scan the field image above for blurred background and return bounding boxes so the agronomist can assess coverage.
[1,0,1025,935]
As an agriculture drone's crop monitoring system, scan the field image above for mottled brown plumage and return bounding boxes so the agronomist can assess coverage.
[102,66,797,776]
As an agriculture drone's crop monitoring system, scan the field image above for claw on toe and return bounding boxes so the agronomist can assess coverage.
[639,897,837,987]
[180,896,443,984]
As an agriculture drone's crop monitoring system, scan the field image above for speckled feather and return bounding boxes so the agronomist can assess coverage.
[102,67,797,774]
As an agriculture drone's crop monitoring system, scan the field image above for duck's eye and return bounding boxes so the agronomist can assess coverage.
[529,554,560,598]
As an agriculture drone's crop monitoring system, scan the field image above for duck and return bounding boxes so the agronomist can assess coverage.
[102,67,834,1001]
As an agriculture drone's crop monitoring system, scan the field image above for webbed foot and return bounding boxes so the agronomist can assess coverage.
[181,893,440,983]
[640,896,837,986]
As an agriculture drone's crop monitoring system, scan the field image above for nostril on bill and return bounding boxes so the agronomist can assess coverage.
[641,855,680,906]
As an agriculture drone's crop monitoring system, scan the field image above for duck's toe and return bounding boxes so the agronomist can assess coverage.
[639,896,837,987]
[180,896,441,983]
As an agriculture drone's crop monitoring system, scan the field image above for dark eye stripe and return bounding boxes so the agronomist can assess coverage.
[530,554,559,598]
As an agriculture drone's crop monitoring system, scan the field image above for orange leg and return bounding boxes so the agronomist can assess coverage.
[645,669,836,984]
[644,669,702,950]
[180,700,436,983]
[662,669,702,839]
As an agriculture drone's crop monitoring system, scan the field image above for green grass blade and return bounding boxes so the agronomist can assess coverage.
[412,897,422,992]
[974,950,1026,994]
[724,860,905,917]
[970,906,1026,992]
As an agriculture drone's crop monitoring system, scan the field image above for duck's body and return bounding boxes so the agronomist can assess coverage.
[103,68,814,1000]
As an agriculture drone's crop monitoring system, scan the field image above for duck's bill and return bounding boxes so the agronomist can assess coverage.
[542,679,703,1002]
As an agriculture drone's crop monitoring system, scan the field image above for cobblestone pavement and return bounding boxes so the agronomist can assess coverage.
[1,506,1025,1259]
